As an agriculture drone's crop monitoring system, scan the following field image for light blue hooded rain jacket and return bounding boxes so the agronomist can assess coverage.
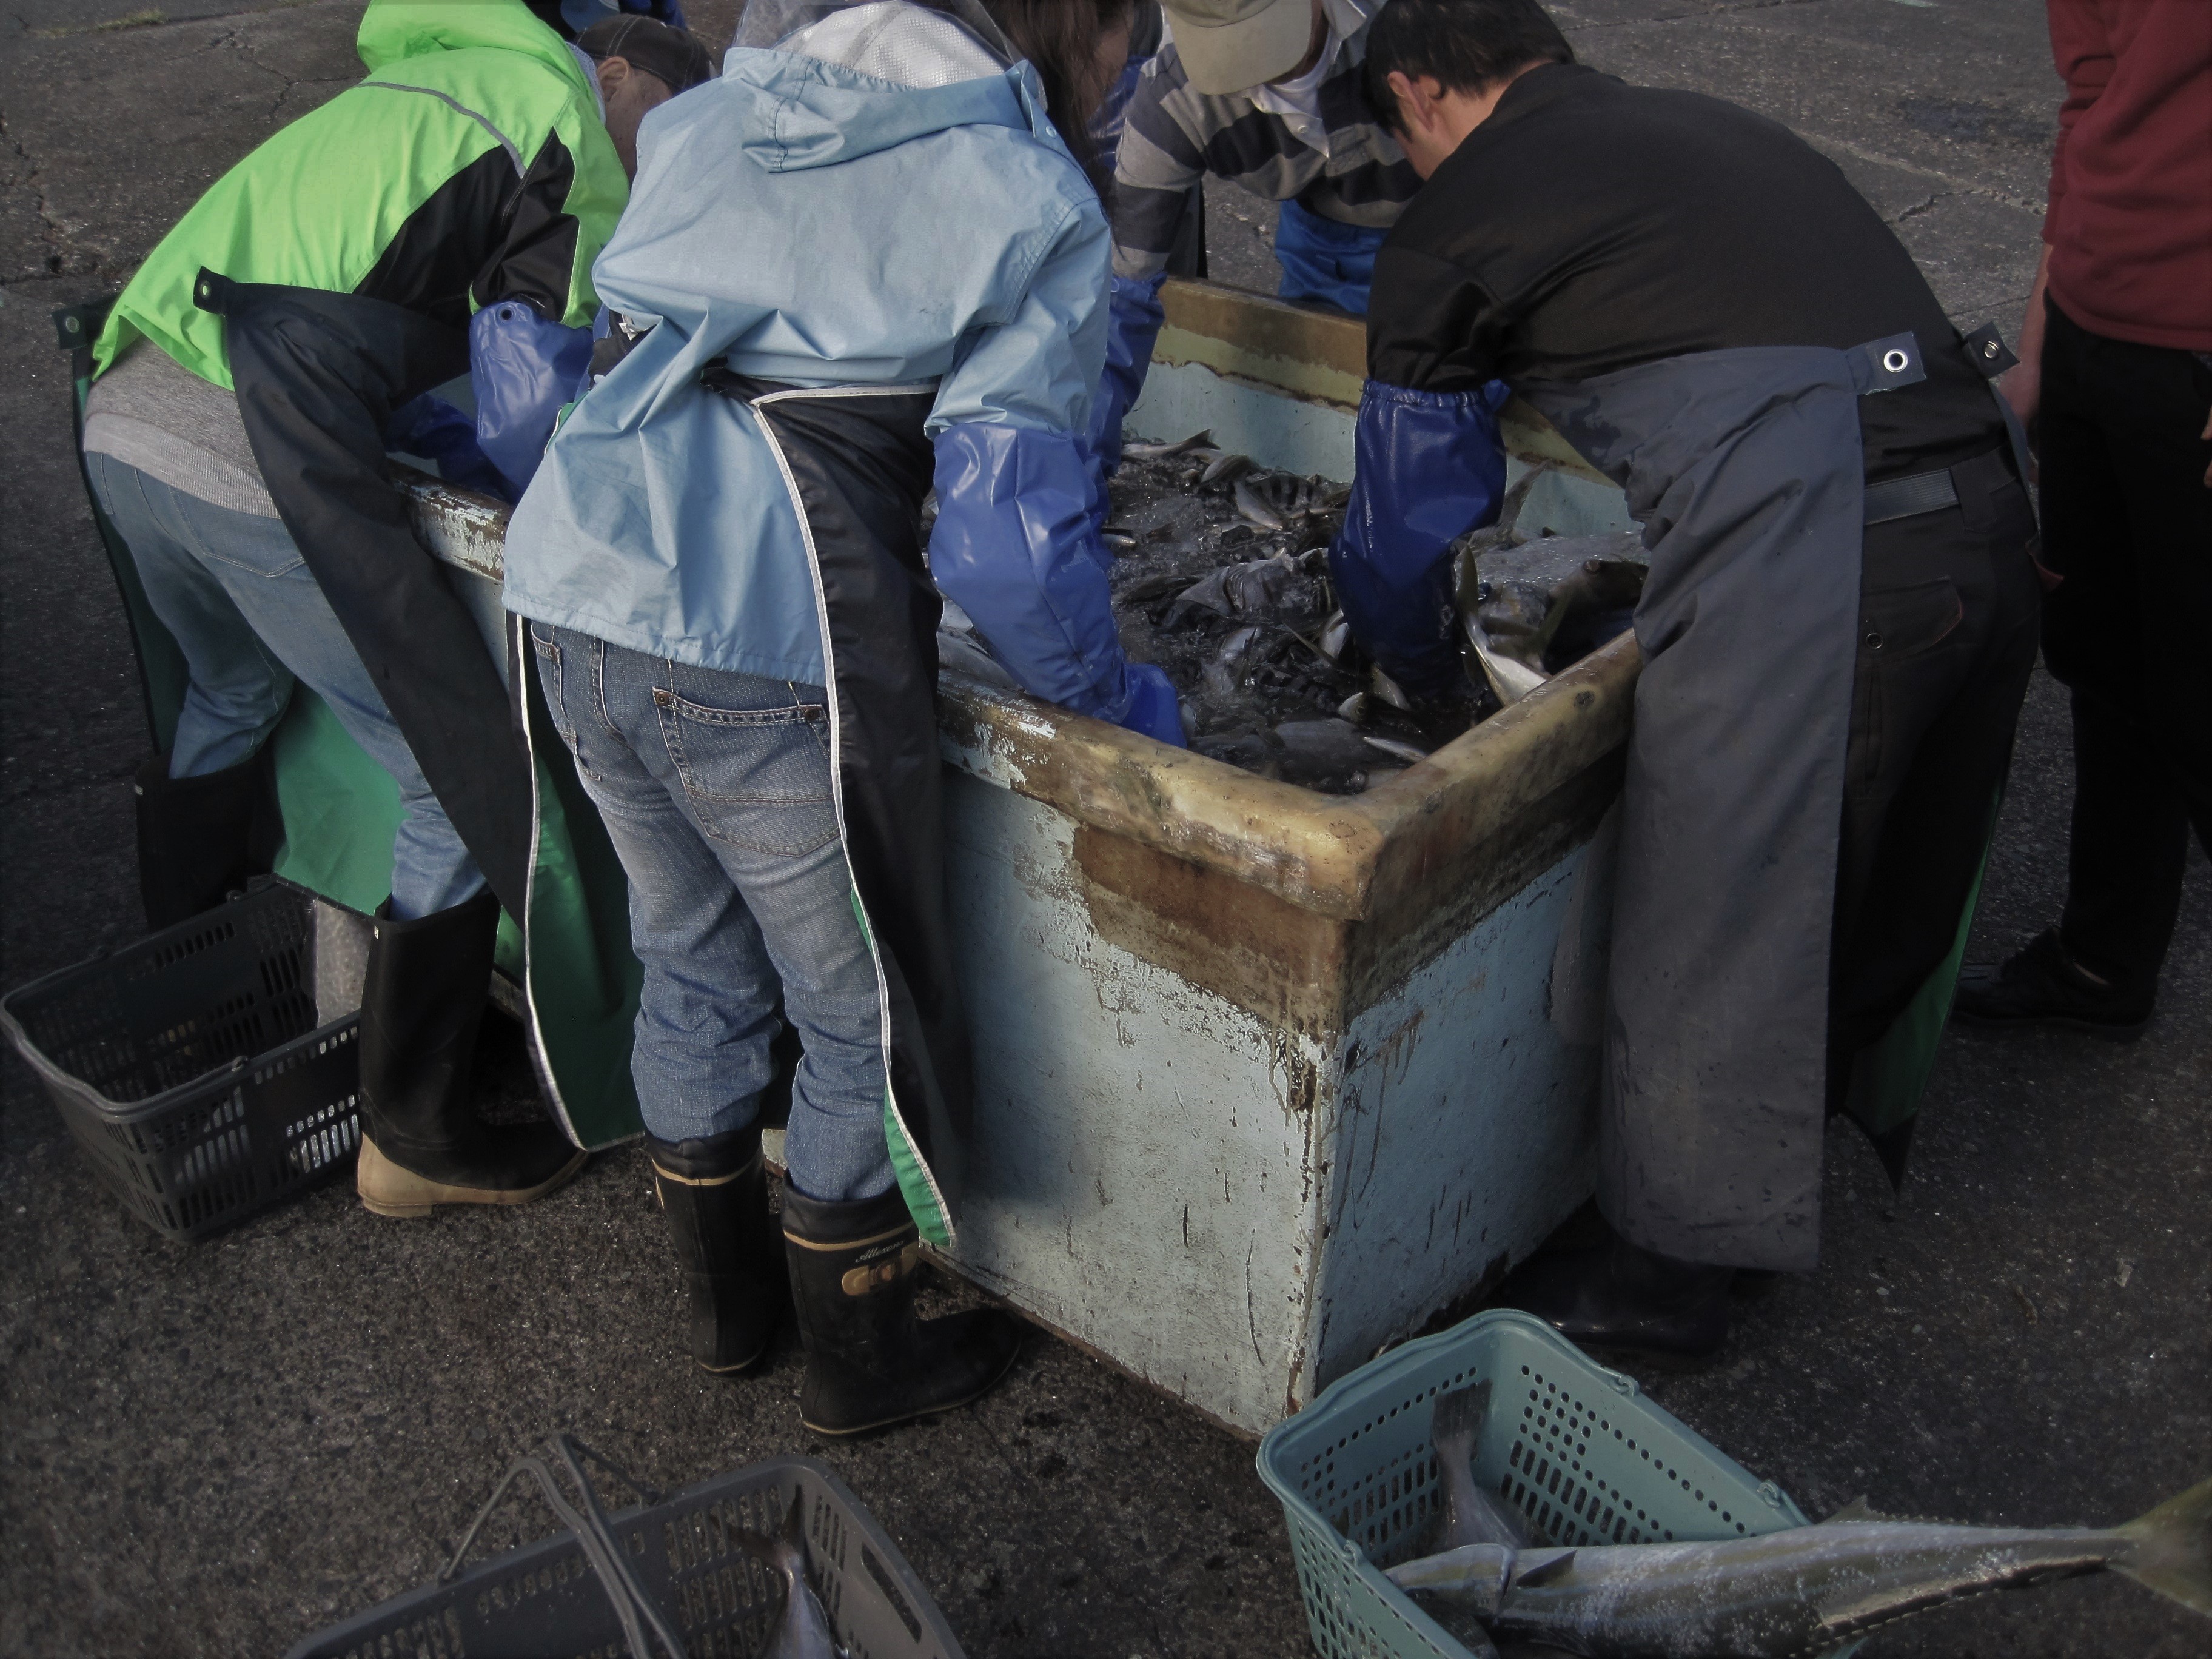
[505,13,1169,730]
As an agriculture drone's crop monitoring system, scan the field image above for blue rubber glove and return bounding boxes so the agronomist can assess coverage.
[469,299,594,499]
[383,394,512,501]
[1327,379,1510,702]
[931,422,1187,746]
[1275,197,1389,315]
[1118,662,1188,747]
[1084,273,1168,503]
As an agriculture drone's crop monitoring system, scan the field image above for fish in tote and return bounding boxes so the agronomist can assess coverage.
[737,1490,847,1659]
[1387,1475,2212,1658]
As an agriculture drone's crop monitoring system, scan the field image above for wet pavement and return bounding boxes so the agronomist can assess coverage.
[2,4,2206,1657]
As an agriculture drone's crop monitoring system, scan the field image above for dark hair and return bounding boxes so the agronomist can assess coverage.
[983,0,1138,189]
[1362,0,1575,135]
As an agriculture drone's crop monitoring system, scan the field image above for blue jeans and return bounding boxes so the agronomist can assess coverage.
[1274,196,1387,316]
[85,452,484,919]
[528,625,894,1204]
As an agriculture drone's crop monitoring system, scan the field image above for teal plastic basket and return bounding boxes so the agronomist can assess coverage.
[1256,1310,1821,1659]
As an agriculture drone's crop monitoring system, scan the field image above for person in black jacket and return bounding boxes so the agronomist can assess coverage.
[1336,0,2040,1356]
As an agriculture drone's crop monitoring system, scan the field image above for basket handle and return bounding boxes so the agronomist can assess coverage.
[441,1433,687,1659]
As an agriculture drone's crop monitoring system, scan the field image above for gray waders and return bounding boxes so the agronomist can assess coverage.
[1524,333,1968,1273]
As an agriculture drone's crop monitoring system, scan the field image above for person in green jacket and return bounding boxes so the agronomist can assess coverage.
[80,0,711,1219]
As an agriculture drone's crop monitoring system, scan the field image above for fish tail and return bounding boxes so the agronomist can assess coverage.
[2115,1476,2212,1617]
[1432,1380,1491,1464]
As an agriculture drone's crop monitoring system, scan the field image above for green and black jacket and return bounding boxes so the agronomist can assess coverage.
[96,0,623,386]
[80,0,646,1148]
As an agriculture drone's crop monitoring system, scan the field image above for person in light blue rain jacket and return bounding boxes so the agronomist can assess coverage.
[503,0,1159,1439]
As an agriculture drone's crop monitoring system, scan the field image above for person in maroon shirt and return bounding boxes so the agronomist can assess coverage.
[1954,0,2212,1037]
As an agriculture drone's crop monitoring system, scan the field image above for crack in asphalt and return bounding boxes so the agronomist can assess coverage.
[1808,128,2047,216]
[17,1,327,39]
[0,109,71,283]
[0,16,355,285]
[198,22,355,141]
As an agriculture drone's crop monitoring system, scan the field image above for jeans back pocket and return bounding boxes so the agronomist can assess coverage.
[656,682,838,856]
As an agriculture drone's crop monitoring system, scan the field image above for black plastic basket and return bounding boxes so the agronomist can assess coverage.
[288,1446,965,1659]
[0,882,361,1242]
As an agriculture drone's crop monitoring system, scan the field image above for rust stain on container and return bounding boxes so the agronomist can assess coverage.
[1073,828,1349,1036]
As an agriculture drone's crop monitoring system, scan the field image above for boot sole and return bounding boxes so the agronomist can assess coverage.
[357,1136,589,1218]
[699,1350,774,1378]
[697,1318,785,1377]
[1570,1335,1726,1374]
[798,1337,1024,1438]
[1950,1007,2150,1042]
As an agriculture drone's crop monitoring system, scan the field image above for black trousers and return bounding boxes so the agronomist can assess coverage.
[2039,301,2212,996]
[1828,452,2043,1101]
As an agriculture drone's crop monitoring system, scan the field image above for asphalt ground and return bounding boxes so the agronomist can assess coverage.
[2,4,2205,1656]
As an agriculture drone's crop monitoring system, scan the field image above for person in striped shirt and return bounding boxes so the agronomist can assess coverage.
[1088,1,1423,489]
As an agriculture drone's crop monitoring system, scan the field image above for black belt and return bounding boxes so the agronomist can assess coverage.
[1863,446,2015,527]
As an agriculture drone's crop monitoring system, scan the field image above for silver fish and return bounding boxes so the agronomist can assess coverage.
[1201,451,1257,488]
[1318,611,1352,663]
[737,1490,847,1659]
[1233,476,1287,530]
[1464,618,1549,707]
[1174,555,1320,623]
[1363,732,1430,766]
[1423,1383,1532,1555]
[1202,625,1265,699]
[1272,719,1373,793]
[1387,1476,2212,1659]
[1101,530,1138,555]
[1455,529,1649,705]
[1121,429,1213,460]
[1235,470,1349,528]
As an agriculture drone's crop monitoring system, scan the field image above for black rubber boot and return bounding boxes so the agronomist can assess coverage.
[782,1184,1022,1436]
[133,751,278,929]
[1952,929,2153,1041]
[648,1124,788,1375]
[1494,1225,1734,1362]
[354,891,586,1217]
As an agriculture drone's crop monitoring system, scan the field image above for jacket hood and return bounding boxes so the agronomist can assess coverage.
[357,0,592,98]
[729,46,1061,173]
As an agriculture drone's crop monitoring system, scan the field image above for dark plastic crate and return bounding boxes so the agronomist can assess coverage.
[288,1454,965,1659]
[0,882,360,1241]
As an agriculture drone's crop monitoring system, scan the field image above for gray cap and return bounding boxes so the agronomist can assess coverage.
[1163,0,1314,96]
[577,15,716,94]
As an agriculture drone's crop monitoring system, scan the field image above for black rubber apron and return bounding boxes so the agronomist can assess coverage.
[193,270,533,917]
[1522,333,1931,1273]
[706,370,974,1245]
